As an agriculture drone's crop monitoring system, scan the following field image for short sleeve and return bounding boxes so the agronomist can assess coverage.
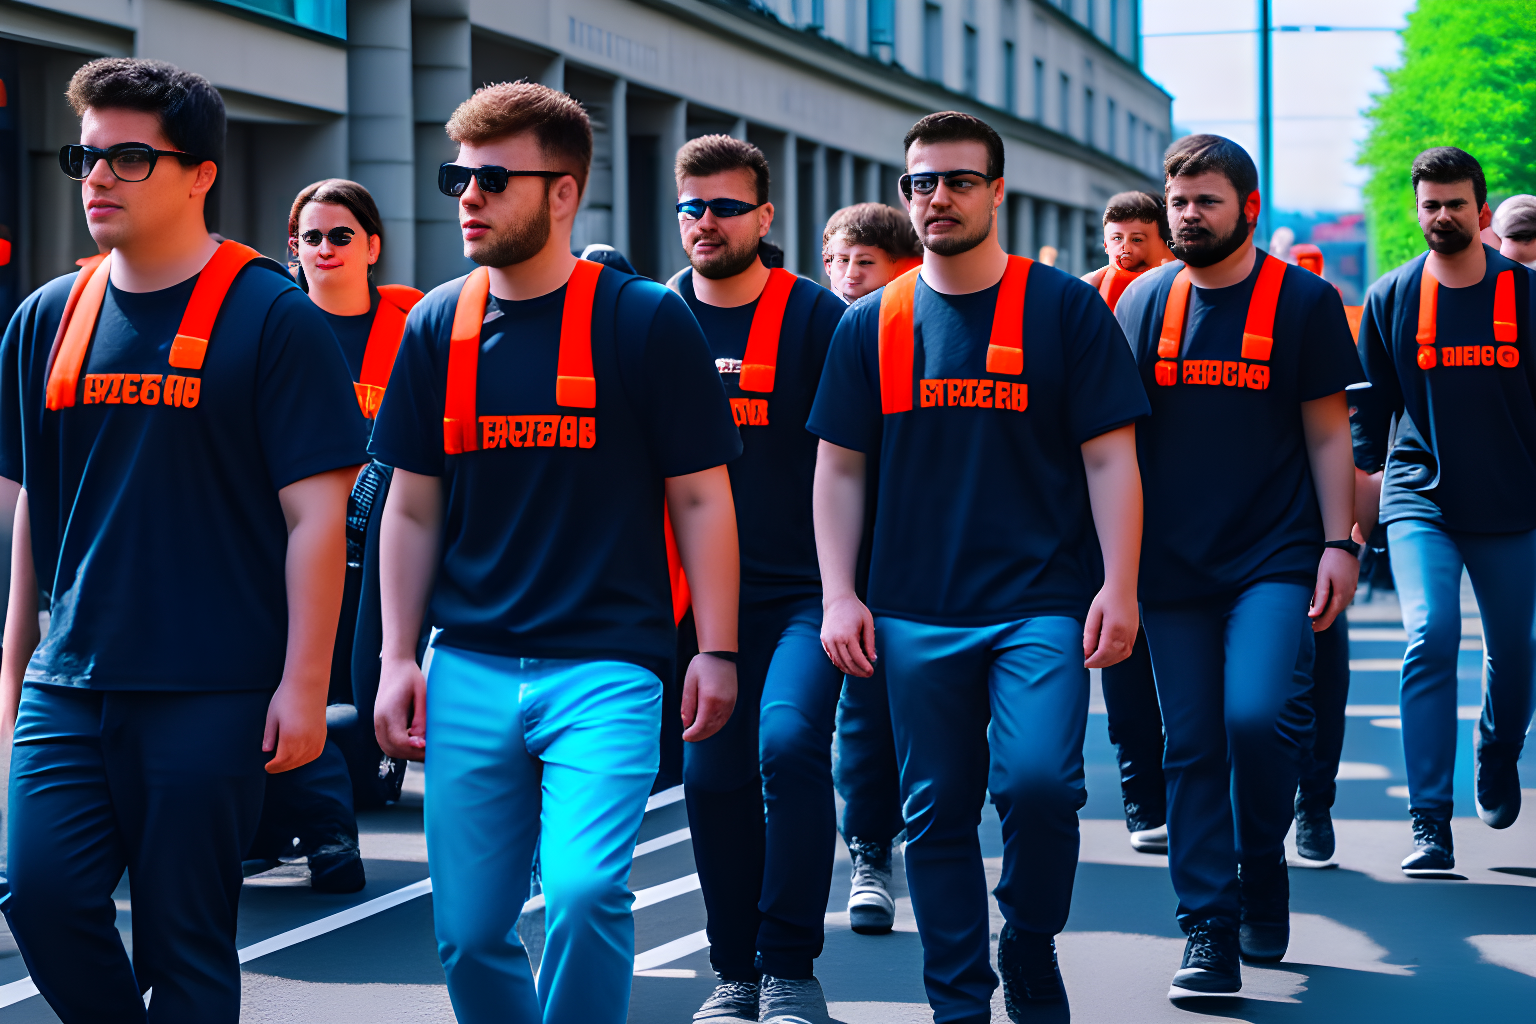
[808,299,882,453]
[255,289,372,489]
[634,286,742,478]
[807,288,847,372]
[369,299,449,476]
[1297,280,1367,402]
[1062,279,1150,443]
[0,295,31,484]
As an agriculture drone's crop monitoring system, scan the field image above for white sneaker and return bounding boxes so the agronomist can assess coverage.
[845,838,895,934]
[1130,824,1168,854]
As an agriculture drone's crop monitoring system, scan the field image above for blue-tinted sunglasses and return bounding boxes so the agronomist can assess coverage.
[676,198,764,221]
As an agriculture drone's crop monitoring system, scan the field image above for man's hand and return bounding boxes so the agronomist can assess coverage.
[376,656,427,761]
[822,592,877,677]
[681,653,737,742]
[1083,585,1138,668]
[1309,547,1359,632]
[263,674,328,773]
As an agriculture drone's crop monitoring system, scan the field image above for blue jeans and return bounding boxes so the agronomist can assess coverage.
[6,685,271,1024]
[1141,581,1314,931]
[1099,632,1166,831]
[834,659,905,846]
[879,615,1088,1024]
[1298,611,1350,809]
[1388,520,1536,816]
[683,592,844,980]
[424,647,661,1024]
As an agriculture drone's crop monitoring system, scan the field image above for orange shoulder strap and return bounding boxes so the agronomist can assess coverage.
[355,286,422,419]
[1238,254,1287,361]
[1156,268,1193,360]
[45,253,110,411]
[1494,269,1517,342]
[740,267,796,393]
[169,240,264,370]
[377,283,425,314]
[985,254,1033,375]
[1100,265,1138,313]
[556,259,603,407]
[877,267,921,414]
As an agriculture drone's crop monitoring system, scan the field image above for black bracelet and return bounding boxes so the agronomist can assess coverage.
[1323,538,1361,558]
[700,651,738,663]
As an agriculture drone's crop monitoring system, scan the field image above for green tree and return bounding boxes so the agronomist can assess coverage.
[1358,0,1536,274]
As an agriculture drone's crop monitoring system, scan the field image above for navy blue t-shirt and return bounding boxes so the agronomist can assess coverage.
[0,261,369,690]
[1116,252,1365,603]
[678,269,845,598]
[368,268,741,679]
[808,263,1149,624]
[319,291,390,449]
[1351,248,1536,533]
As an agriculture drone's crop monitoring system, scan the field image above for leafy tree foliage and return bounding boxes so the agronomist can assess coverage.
[1358,0,1536,273]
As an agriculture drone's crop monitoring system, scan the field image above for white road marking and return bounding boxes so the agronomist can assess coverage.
[633,929,710,972]
[1346,704,1479,720]
[646,785,685,812]
[238,878,434,964]
[635,827,692,858]
[633,873,701,911]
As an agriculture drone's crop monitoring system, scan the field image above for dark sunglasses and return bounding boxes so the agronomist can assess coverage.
[438,163,570,197]
[59,143,202,183]
[676,198,764,221]
[294,227,356,248]
[899,169,1002,199]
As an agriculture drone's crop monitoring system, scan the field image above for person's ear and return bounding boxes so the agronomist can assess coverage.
[758,202,774,240]
[191,160,217,198]
[993,176,1006,211]
[368,234,381,266]
[1479,202,1493,231]
[1244,190,1262,229]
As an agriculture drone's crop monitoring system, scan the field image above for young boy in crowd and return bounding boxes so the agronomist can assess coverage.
[822,202,922,303]
[1084,190,1175,311]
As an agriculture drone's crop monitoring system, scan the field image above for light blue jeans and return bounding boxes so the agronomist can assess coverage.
[1388,519,1536,816]
[424,646,662,1024]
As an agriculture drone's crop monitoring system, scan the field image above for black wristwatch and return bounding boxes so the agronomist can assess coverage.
[1323,538,1361,558]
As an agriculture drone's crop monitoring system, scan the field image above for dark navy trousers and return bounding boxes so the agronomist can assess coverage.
[249,738,357,861]
[1141,581,1314,932]
[1098,632,1166,831]
[683,591,844,981]
[6,685,271,1024]
[879,615,1088,1024]
[833,660,905,846]
[1299,611,1350,810]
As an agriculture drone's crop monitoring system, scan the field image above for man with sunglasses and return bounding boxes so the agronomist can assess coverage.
[666,135,848,1024]
[370,83,741,1024]
[812,111,1147,1024]
[0,59,364,1023]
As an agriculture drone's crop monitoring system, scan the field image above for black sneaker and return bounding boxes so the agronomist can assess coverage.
[1293,793,1336,864]
[694,979,760,1021]
[1168,920,1241,1000]
[1475,743,1522,829]
[308,839,366,894]
[998,923,1067,1020]
[1401,812,1455,875]
[756,975,833,1024]
[845,838,896,935]
[1238,852,1289,963]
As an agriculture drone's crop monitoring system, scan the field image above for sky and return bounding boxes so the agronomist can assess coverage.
[1141,0,1418,213]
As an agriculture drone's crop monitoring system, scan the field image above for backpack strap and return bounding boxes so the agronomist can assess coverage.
[355,285,424,418]
[1238,254,1288,361]
[877,267,921,414]
[556,259,603,408]
[985,255,1032,375]
[45,253,111,411]
[740,268,797,393]
[443,266,491,454]
[169,240,266,370]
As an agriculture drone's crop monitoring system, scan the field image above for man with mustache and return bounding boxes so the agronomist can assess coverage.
[1352,147,1536,875]
[1113,134,1363,1000]
[813,111,1148,1024]
[666,135,849,1024]
[370,82,743,1024]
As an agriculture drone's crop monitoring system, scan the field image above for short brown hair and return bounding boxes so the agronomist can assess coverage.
[289,179,385,254]
[1102,191,1171,242]
[822,203,921,259]
[1164,133,1257,200]
[675,135,770,206]
[903,111,1004,179]
[446,81,593,196]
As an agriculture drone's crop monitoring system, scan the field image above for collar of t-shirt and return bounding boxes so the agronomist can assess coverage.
[319,291,378,381]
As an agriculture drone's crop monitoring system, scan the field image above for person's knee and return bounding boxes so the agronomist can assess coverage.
[543,868,631,925]
[436,898,523,960]
[990,757,1083,816]
[759,703,824,777]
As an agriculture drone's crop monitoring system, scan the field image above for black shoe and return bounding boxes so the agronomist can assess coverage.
[694,979,760,1021]
[1293,795,1336,863]
[1475,744,1522,829]
[998,924,1068,1020]
[1168,921,1241,1000]
[1401,812,1455,875]
[309,839,366,894]
[1238,852,1289,963]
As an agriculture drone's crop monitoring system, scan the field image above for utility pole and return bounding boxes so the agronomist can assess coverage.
[1257,0,1273,247]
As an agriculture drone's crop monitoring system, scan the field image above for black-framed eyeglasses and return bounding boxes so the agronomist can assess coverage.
[438,163,570,197]
[294,227,356,248]
[59,143,202,183]
[676,198,764,221]
[899,169,1001,199]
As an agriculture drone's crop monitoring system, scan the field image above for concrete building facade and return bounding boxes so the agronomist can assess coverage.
[0,0,1170,316]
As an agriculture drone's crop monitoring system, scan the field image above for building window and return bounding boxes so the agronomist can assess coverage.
[1003,41,1017,114]
[212,0,345,37]
[1110,0,1119,49]
[963,22,979,96]
[1059,73,1070,135]
[1033,59,1045,122]
[1084,88,1094,147]
[869,0,895,58]
[1107,97,1116,155]
[924,3,944,82]
[1086,0,1096,33]
[1128,112,1138,166]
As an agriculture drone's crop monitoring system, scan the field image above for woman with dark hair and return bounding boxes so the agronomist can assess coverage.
[288,178,423,418]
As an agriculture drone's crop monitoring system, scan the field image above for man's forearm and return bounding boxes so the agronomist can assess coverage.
[812,441,866,601]
[379,470,444,662]
[666,466,739,653]
[1081,425,1142,593]
[1303,393,1357,540]
[1,488,38,729]
[280,484,350,693]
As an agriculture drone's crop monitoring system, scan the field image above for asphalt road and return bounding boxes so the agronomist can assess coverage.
[3,583,1536,1022]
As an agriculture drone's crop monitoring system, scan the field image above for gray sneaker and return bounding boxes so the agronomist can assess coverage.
[693,979,759,1021]
[758,975,834,1024]
[845,839,895,935]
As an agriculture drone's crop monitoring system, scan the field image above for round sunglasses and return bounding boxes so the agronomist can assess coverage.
[59,143,203,183]
[294,227,357,248]
[676,198,764,221]
[439,163,571,197]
